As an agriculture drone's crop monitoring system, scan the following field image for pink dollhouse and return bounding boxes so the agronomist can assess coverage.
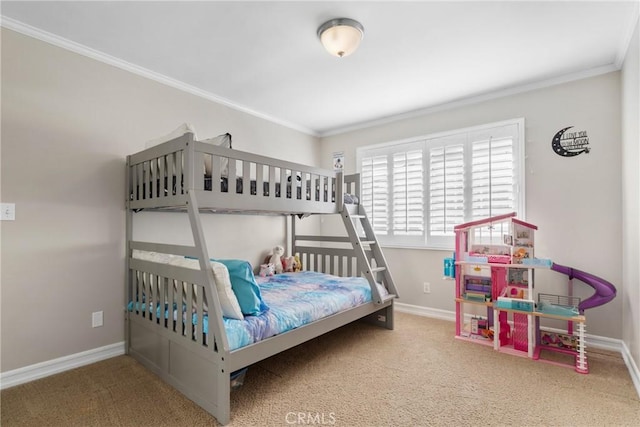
[451,212,613,374]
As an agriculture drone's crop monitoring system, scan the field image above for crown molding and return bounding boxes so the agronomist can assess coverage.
[2,13,632,141]
[319,62,620,137]
[0,16,319,137]
[615,3,640,69]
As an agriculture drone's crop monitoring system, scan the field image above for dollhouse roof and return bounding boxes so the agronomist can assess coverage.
[453,212,538,232]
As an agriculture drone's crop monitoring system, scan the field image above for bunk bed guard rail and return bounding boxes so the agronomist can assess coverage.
[127,132,349,215]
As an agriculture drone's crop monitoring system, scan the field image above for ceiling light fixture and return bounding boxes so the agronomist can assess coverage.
[317,18,364,58]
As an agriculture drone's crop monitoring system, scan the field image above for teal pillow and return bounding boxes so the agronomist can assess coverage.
[212,259,268,316]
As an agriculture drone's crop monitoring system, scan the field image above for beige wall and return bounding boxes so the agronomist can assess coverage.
[0,29,320,372]
[621,18,640,378]
[1,21,636,375]
[321,72,623,339]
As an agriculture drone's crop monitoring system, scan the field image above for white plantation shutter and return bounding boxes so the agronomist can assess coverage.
[471,137,515,219]
[357,119,523,248]
[361,155,389,235]
[392,150,424,238]
[360,142,425,245]
[429,142,465,242]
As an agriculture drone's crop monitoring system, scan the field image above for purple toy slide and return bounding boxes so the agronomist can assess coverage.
[551,263,617,313]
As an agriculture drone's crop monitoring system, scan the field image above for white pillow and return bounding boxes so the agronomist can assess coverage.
[201,133,232,178]
[168,257,244,320]
[143,125,231,178]
[132,249,175,264]
[144,123,197,148]
[209,260,243,319]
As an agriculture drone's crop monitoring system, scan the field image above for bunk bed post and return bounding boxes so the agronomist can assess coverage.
[185,191,232,424]
[352,173,361,200]
[288,214,295,257]
[125,155,133,354]
[336,171,344,213]
[183,132,204,191]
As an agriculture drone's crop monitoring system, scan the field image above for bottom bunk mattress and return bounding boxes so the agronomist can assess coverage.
[130,271,387,351]
[228,271,384,350]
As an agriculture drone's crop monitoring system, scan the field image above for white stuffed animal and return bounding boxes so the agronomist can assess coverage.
[269,245,285,274]
[259,263,275,277]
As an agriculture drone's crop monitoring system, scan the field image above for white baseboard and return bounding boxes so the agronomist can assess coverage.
[621,341,640,399]
[394,302,640,398]
[395,302,622,350]
[0,342,125,390]
[394,302,456,322]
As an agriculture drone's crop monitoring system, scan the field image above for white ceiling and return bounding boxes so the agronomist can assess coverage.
[2,1,638,136]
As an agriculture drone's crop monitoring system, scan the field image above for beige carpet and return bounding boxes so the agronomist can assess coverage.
[2,312,639,426]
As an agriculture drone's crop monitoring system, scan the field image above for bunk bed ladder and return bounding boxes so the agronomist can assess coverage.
[342,205,398,304]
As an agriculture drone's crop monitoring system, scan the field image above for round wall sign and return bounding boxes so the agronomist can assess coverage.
[552,126,590,157]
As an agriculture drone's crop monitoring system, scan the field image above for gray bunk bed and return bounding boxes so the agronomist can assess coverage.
[125,131,397,425]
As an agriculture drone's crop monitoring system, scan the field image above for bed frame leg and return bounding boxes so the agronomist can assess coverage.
[363,304,394,330]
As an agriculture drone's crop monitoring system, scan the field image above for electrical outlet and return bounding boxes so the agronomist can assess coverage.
[92,311,103,328]
[423,282,431,293]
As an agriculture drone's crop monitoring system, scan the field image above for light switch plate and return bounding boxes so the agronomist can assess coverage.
[1,203,15,221]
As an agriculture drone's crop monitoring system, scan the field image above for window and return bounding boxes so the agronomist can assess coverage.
[357,119,524,249]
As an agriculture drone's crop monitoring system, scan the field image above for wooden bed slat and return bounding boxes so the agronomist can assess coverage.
[176,151,183,195]
[280,168,287,199]
[255,163,263,197]
[228,159,237,192]
[167,152,174,196]
[211,154,221,195]
[197,286,205,346]
[179,281,186,340]
[242,162,251,198]
[136,163,143,200]
[168,275,174,332]
[159,156,166,198]
[154,158,160,198]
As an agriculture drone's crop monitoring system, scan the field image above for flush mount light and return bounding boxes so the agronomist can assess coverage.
[317,18,364,58]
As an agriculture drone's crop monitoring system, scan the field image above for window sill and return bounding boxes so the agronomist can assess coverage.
[378,244,454,252]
